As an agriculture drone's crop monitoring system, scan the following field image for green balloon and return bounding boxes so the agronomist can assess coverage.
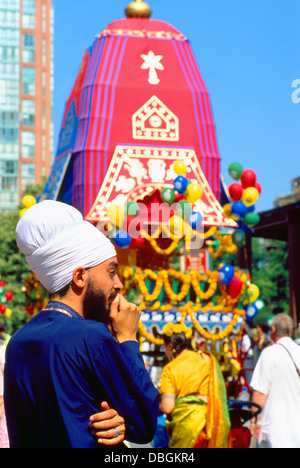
[244,212,260,226]
[161,188,175,205]
[228,162,243,180]
[124,202,140,216]
[176,200,192,220]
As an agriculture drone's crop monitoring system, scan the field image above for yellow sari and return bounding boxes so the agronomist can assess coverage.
[161,350,231,448]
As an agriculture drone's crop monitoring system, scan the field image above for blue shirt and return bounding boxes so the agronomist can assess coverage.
[4,301,159,448]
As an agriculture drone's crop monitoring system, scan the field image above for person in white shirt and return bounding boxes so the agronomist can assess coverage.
[250,313,300,448]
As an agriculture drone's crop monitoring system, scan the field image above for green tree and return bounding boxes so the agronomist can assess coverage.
[251,237,289,321]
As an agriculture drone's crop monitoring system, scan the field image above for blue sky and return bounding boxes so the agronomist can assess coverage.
[52,0,300,212]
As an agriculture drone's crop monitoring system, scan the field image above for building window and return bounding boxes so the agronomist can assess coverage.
[22,163,35,191]
[21,130,35,158]
[22,99,35,126]
[22,34,35,63]
[22,67,35,95]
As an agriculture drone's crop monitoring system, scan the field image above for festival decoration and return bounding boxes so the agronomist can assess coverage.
[19,195,37,218]
[0,279,14,317]
[225,162,262,231]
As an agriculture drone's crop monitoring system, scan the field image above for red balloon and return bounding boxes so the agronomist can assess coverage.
[241,169,256,188]
[0,281,6,287]
[254,181,262,194]
[0,304,6,315]
[130,236,145,249]
[228,183,244,201]
[227,276,243,299]
[5,291,13,301]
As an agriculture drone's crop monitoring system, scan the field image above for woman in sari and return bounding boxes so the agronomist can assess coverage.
[159,322,231,448]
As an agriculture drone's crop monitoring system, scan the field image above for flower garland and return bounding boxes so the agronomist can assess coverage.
[163,322,193,339]
[123,266,245,306]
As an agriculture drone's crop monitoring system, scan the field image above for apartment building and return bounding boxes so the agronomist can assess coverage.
[0,0,53,210]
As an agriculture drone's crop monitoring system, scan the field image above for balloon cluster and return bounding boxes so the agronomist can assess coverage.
[0,280,14,317]
[224,163,262,242]
[218,264,243,299]
[218,264,261,321]
[106,201,145,250]
[19,195,37,218]
[161,161,204,236]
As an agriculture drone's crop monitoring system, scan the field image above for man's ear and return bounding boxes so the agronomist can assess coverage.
[72,266,87,289]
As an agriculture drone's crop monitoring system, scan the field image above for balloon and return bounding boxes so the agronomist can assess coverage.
[174,175,188,194]
[241,187,259,206]
[232,229,245,247]
[248,284,260,303]
[231,201,247,219]
[107,204,125,228]
[5,291,13,301]
[22,195,36,208]
[246,204,255,213]
[244,212,260,226]
[19,208,27,218]
[218,264,235,285]
[228,162,243,180]
[0,304,6,315]
[227,275,243,298]
[173,161,187,176]
[5,307,12,318]
[185,183,203,203]
[176,200,192,220]
[228,183,244,201]
[189,211,203,230]
[130,236,145,249]
[254,181,262,194]
[161,188,176,205]
[223,203,233,219]
[245,303,258,322]
[113,230,131,249]
[169,215,185,239]
[124,201,140,216]
[255,299,265,310]
[241,169,256,188]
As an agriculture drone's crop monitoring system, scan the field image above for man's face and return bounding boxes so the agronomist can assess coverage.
[82,257,123,323]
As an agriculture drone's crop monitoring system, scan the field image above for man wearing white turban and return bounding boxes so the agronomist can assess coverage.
[4,201,158,448]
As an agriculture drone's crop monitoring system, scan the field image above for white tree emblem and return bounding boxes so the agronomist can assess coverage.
[140,51,164,85]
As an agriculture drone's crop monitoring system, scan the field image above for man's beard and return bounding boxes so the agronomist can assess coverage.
[83,279,117,324]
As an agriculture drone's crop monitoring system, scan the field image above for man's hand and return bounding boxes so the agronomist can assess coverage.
[89,401,126,446]
[109,294,141,343]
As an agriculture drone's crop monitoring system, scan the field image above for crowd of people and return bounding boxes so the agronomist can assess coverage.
[0,200,299,449]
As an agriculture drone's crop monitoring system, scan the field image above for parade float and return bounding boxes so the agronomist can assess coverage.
[28,0,264,385]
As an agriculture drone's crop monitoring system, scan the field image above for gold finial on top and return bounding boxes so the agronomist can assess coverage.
[125,0,152,19]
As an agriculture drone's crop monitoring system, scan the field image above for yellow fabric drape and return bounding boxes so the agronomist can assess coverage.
[165,351,231,448]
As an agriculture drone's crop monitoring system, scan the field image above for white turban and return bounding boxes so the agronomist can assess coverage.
[16,200,117,294]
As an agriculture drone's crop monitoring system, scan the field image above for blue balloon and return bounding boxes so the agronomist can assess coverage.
[174,175,188,194]
[189,211,203,230]
[246,204,256,213]
[231,201,247,219]
[245,303,258,323]
[218,264,235,285]
[114,230,131,249]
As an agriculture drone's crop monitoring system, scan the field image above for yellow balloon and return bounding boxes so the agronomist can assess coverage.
[19,208,27,218]
[169,215,185,239]
[186,183,203,203]
[241,187,259,207]
[107,204,125,228]
[248,284,260,303]
[22,195,36,208]
[5,308,12,318]
[223,203,232,218]
[173,161,187,176]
